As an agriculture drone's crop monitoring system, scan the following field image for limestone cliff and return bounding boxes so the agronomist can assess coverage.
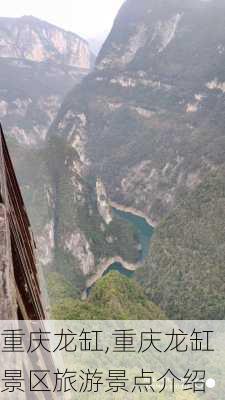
[0,16,93,145]
[96,177,112,224]
[0,16,91,69]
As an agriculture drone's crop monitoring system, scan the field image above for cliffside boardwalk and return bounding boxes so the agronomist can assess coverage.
[0,123,45,320]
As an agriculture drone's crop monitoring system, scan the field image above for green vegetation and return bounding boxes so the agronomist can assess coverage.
[136,170,225,319]
[77,200,140,264]
[47,272,78,301]
[7,136,52,235]
[41,134,140,295]
[51,271,166,320]
[45,135,81,241]
[53,250,86,295]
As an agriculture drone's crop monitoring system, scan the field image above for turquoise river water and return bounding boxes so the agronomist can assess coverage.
[86,207,154,295]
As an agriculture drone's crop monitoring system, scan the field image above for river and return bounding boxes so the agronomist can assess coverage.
[85,206,154,296]
[112,207,154,262]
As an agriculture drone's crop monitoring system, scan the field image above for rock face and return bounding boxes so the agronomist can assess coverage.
[0,16,93,145]
[0,16,91,69]
[50,0,225,225]
[96,177,112,224]
[0,59,87,145]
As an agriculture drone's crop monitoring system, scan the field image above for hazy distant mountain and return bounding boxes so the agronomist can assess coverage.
[0,15,91,68]
[0,15,93,145]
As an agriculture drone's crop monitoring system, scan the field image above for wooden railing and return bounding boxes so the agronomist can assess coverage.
[0,124,45,320]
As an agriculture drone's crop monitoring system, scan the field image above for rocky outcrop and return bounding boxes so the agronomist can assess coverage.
[64,230,95,276]
[85,256,139,293]
[110,201,156,227]
[38,221,54,266]
[96,178,112,224]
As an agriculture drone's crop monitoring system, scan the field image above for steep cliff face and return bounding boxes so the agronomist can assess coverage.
[0,16,91,69]
[50,0,225,225]
[0,16,93,145]
[0,59,87,145]
[38,133,140,294]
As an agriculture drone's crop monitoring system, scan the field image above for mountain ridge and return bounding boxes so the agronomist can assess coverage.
[0,15,89,42]
[0,15,92,69]
[0,14,93,146]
